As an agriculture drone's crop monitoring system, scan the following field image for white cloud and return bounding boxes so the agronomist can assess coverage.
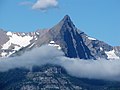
[0,45,64,72]
[60,57,120,81]
[32,0,58,10]
[1,45,120,81]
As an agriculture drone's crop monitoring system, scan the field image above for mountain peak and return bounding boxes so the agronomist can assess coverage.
[50,15,75,32]
[63,15,71,21]
[54,15,74,30]
[61,15,72,24]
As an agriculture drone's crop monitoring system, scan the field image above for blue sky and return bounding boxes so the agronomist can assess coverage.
[0,0,120,46]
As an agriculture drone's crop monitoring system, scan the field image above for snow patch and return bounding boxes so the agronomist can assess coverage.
[2,41,11,50]
[8,51,16,57]
[7,32,12,36]
[22,33,25,36]
[2,33,33,50]
[1,52,7,57]
[29,43,35,48]
[35,38,38,40]
[1,32,34,57]
[105,49,119,59]
[50,41,55,44]
[13,46,21,50]
[100,47,103,51]
[88,37,96,40]
[36,32,39,35]
[48,41,61,50]
[86,36,96,40]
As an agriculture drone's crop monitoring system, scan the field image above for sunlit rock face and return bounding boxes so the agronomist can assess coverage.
[0,15,120,60]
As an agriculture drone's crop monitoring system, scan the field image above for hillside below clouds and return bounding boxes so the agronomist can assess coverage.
[0,15,120,60]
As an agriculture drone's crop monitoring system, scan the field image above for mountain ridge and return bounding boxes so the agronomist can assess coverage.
[0,15,120,60]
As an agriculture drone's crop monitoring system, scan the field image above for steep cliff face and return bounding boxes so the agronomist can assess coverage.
[42,15,94,59]
[0,15,119,60]
[33,15,119,60]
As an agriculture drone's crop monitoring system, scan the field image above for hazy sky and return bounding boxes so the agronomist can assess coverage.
[0,0,120,46]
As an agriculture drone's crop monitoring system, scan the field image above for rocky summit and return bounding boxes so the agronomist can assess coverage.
[0,15,120,90]
[0,15,120,60]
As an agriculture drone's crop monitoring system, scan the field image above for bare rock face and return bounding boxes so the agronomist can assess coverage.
[0,15,120,60]
[114,46,120,57]
[0,65,120,90]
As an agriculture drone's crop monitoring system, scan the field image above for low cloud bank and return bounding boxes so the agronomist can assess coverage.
[0,45,120,81]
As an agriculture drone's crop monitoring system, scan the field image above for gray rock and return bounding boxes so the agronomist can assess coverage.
[0,15,120,60]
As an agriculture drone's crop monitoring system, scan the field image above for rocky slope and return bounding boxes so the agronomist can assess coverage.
[0,15,120,60]
[0,65,120,90]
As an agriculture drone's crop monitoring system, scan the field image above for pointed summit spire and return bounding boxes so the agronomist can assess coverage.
[50,15,76,33]
[57,15,74,28]
[62,15,71,21]
[61,15,73,24]
[64,15,70,18]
